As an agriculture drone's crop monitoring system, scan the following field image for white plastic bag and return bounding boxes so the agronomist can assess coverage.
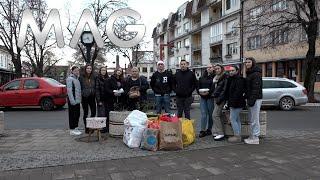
[124,110,148,127]
[123,125,145,148]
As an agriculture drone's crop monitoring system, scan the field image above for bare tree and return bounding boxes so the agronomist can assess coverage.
[66,0,127,66]
[0,0,24,77]
[243,0,319,102]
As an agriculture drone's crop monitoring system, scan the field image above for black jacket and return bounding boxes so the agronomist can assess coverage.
[213,73,228,105]
[124,76,149,100]
[173,69,197,98]
[95,75,108,103]
[226,75,246,108]
[246,66,263,107]
[79,74,96,98]
[196,73,215,99]
[150,70,173,95]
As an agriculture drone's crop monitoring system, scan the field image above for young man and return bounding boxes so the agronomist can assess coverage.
[150,60,173,114]
[225,65,246,143]
[244,57,263,144]
[173,60,197,119]
[66,66,82,136]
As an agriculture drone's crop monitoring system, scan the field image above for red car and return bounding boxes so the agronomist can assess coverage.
[0,77,67,110]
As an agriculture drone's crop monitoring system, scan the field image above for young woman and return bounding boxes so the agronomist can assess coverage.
[197,63,215,138]
[79,64,96,133]
[212,64,228,141]
[225,65,246,143]
[109,67,126,110]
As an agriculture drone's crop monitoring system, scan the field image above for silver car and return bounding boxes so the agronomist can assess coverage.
[262,77,308,110]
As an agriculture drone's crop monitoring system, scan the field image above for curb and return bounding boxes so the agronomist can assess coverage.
[302,103,320,107]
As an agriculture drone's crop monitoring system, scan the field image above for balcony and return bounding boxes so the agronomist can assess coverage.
[210,56,222,64]
[192,22,201,30]
[210,35,223,44]
[192,60,202,66]
[191,44,202,51]
[225,31,238,38]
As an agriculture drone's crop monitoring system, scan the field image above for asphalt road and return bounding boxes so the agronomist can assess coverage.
[1,105,320,131]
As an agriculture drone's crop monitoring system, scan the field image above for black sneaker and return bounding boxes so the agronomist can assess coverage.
[199,131,207,138]
[206,129,212,136]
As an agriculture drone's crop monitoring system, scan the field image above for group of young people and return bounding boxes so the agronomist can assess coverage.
[66,57,262,145]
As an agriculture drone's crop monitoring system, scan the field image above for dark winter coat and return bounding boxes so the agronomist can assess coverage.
[150,70,173,95]
[212,73,228,105]
[173,69,197,98]
[226,74,246,108]
[196,73,215,99]
[124,76,149,100]
[95,75,108,103]
[246,66,263,107]
[79,73,96,98]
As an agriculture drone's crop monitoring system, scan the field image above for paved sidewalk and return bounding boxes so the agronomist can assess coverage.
[1,132,320,180]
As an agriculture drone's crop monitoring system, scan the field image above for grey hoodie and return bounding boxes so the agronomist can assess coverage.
[66,74,81,105]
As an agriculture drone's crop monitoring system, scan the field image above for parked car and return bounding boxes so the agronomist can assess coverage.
[262,77,308,110]
[0,77,67,111]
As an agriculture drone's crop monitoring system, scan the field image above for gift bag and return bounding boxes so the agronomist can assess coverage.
[159,121,183,150]
[140,128,159,151]
[181,119,196,146]
[123,126,145,148]
[124,110,148,127]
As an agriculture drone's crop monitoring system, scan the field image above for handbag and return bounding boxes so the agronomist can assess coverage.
[128,78,142,99]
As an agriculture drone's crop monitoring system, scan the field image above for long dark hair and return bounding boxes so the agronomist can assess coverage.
[99,66,108,79]
[113,67,124,82]
[82,64,94,85]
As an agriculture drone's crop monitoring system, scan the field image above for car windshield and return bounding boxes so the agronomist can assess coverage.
[43,78,63,86]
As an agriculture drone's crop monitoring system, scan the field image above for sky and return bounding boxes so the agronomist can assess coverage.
[45,0,188,67]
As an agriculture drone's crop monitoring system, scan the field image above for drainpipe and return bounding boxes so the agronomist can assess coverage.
[240,0,245,77]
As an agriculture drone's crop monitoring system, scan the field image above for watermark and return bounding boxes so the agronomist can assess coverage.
[17,8,146,49]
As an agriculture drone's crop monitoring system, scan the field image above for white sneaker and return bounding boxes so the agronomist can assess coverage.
[214,135,225,141]
[70,129,82,136]
[213,133,218,137]
[244,136,259,144]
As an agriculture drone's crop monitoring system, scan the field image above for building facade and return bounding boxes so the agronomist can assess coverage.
[243,0,320,82]
[0,46,14,86]
[132,51,155,81]
[152,0,242,78]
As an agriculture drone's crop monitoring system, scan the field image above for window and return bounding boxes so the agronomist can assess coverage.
[210,23,223,43]
[249,6,262,21]
[150,67,154,72]
[248,35,261,50]
[184,54,190,61]
[226,19,237,34]
[0,55,3,67]
[300,27,307,41]
[226,0,238,10]
[142,67,148,73]
[44,78,63,86]
[24,79,39,89]
[177,41,182,49]
[183,22,190,32]
[4,80,21,91]
[177,27,182,35]
[263,80,296,89]
[177,56,182,62]
[271,29,289,45]
[272,0,288,11]
[184,38,190,47]
[227,42,238,55]
[279,81,297,88]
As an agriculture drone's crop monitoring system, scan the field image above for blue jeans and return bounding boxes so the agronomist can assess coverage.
[155,95,170,114]
[248,99,262,137]
[200,98,214,131]
[230,107,243,136]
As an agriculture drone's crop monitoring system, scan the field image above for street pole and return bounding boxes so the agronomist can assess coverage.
[86,45,92,64]
[240,0,245,77]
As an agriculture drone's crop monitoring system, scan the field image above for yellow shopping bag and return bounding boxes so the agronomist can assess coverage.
[180,118,196,146]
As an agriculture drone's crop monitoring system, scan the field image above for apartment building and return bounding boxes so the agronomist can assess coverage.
[152,0,242,77]
[0,45,14,86]
[243,0,320,82]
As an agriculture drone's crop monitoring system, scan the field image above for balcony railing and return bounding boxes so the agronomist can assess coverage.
[192,22,201,30]
[192,60,202,66]
[191,44,202,51]
[210,56,222,64]
[210,35,223,44]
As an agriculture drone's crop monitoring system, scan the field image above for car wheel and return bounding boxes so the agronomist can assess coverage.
[279,97,294,111]
[40,98,54,111]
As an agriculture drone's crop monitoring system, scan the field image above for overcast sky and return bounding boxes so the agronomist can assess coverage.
[45,0,187,67]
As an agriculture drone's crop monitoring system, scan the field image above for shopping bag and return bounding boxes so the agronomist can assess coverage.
[159,121,183,150]
[124,110,148,127]
[181,119,196,146]
[147,120,160,129]
[123,125,145,148]
[140,128,159,151]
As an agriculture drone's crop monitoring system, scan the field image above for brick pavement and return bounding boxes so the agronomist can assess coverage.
[1,131,320,179]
